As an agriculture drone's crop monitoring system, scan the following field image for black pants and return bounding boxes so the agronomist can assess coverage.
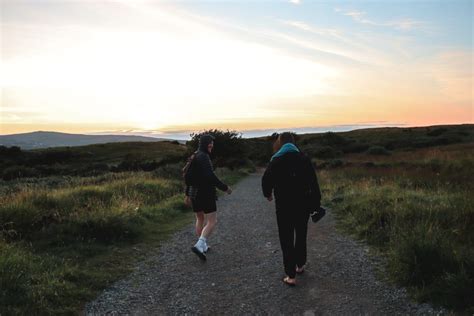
[276,210,310,278]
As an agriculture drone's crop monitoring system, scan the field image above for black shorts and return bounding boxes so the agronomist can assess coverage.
[192,189,217,214]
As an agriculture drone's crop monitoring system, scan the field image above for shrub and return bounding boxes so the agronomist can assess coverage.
[186,129,244,167]
[427,128,447,137]
[0,146,22,157]
[320,132,349,146]
[342,142,370,153]
[307,146,341,159]
[366,146,391,155]
[2,165,40,180]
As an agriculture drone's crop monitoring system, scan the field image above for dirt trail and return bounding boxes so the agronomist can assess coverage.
[86,173,443,315]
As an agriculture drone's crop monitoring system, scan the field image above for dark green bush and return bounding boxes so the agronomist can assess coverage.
[320,132,349,146]
[427,128,447,137]
[366,146,391,155]
[186,129,244,168]
[2,165,40,180]
[307,146,342,159]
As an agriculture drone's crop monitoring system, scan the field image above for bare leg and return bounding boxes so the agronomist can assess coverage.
[200,212,217,238]
[195,212,205,236]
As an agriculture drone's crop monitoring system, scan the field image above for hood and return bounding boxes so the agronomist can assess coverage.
[198,134,215,153]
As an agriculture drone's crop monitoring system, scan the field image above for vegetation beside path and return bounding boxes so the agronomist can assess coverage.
[319,143,474,312]
[0,161,248,314]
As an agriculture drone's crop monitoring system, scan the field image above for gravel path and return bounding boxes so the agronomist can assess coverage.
[86,173,445,315]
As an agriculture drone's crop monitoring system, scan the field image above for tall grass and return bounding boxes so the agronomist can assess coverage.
[320,144,474,312]
[0,172,184,314]
[1,173,182,243]
[0,167,247,314]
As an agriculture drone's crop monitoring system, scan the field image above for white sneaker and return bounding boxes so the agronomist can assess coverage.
[194,240,205,253]
[191,242,206,261]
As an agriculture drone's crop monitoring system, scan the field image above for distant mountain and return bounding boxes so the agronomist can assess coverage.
[0,131,176,150]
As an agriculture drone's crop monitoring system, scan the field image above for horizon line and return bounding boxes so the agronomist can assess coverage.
[2,122,473,140]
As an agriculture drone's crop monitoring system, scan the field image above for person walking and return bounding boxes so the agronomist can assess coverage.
[185,134,232,261]
[262,132,321,286]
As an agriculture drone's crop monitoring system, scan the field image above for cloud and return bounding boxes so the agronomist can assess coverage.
[335,8,426,31]
[282,20,341,37]
[341,10,377,25]
[289,0,301,5]
[388,18,426,31]
[280,19,420,67]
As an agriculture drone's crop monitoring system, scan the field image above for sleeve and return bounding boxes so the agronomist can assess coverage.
[306,157,321,207]
[199,154,228,192]
[261,161,275,198]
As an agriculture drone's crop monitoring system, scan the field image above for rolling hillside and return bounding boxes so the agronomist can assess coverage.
[0,131,175,149]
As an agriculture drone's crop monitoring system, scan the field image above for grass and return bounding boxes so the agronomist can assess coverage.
[0,168,248,315]
[318,142,474,312]
[0,141,187,180]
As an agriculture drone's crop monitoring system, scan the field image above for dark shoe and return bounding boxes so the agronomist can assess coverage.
[282,276,296,287]
[191,246,206,261]
[204,246,210,254]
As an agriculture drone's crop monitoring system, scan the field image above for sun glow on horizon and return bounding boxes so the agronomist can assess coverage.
[1,0,472,135]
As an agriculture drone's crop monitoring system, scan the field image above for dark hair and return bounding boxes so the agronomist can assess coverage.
[273,132,295,153]
[198,134,215,152]
[279,132,295,145]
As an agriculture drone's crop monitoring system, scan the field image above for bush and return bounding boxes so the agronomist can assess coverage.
[307,146,342,159]
[186,129,244,168]
[366,146,391,155]
[319,159,344,169]
[320,132,349,146]
[0,146,22,157]
[427,128,447,137]
[2,165,40,180]
[342,142,370,153]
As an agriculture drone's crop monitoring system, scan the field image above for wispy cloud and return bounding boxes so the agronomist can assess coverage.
[335,8,427,31]
[289,0,301,5]
[280,19,418,67]
[282,20,341,37]
[389,18,425,31]
[337,9,377,25]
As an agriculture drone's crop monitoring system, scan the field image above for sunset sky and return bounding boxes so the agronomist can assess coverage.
[1,0,472,138]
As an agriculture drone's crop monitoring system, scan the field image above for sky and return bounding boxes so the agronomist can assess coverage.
[1,0,473,139]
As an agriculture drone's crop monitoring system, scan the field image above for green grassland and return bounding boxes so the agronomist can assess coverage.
[0,141,186,180]
[316,139,473,312]
[0,140,248,315]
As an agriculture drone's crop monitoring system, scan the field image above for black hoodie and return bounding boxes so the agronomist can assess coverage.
[192,135,228,193]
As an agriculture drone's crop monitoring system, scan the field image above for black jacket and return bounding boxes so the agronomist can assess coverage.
[262,152,321,212]
[192,149,228,192]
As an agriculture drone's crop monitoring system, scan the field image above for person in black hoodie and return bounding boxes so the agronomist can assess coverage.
[187,134,232,261]
[262,132,321,286]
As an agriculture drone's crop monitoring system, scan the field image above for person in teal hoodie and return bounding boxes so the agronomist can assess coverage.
[262,132,321,286]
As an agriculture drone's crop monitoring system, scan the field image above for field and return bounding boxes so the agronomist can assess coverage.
[0,141,248,314]
[317,142,474,312]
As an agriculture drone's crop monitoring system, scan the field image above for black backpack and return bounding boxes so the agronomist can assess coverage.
[182,152,197,186]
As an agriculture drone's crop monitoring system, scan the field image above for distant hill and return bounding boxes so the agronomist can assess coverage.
[0,131,176,150]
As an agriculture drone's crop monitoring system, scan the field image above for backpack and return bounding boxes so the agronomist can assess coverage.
[182,152,197,186]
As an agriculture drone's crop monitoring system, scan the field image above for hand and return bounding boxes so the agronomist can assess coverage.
[266,195,273,202]
[226,187,232,194]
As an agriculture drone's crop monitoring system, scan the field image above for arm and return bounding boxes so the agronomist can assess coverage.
[261,161,275,199]
[306,158,321,207]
